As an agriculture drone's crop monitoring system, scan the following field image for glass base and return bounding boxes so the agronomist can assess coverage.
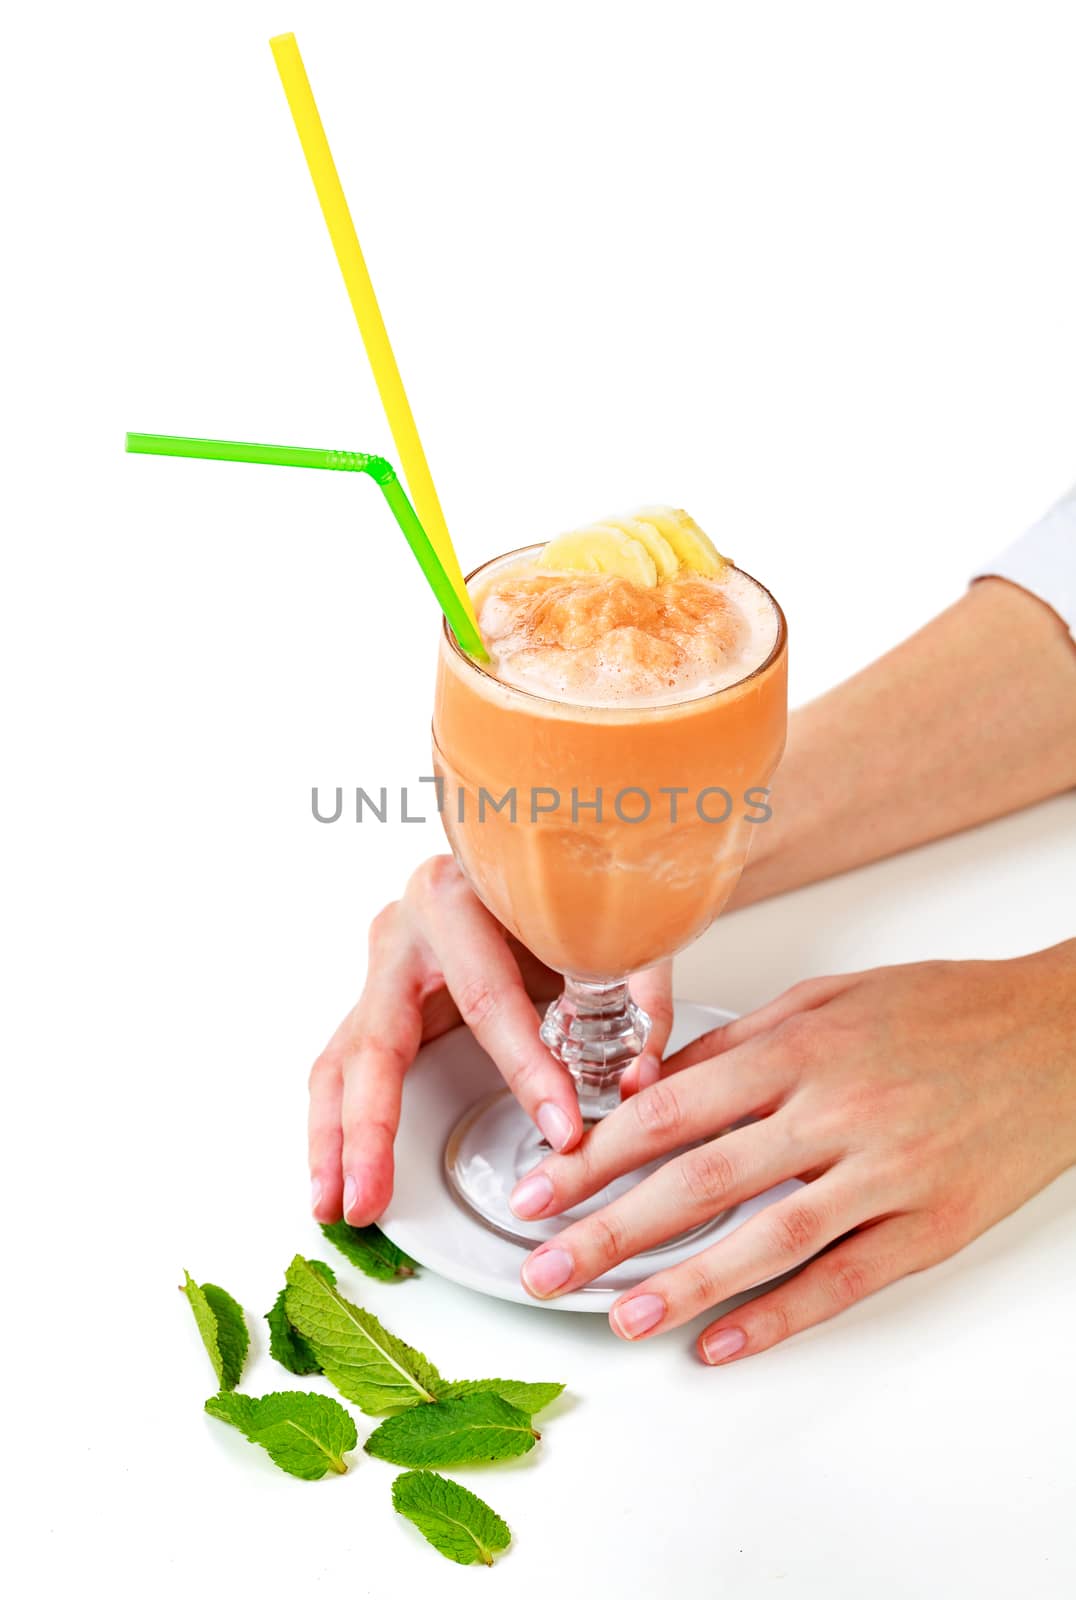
[444,1088,722,1254]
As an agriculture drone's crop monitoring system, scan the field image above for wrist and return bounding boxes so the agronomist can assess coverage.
[1010,940,1076,1162]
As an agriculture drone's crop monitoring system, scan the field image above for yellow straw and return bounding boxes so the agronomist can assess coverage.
[269,31,477,629]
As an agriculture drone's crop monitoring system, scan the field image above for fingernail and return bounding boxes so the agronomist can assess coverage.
[342,1174,358,1217]
[536,1101,573,1152]
[521,1247,573,1297]
[310,1177,323,1215]
[611,1293,666,1339]
[701,1327,747,1365]
[510,1171,554,1219]
[634,1053,661,1090]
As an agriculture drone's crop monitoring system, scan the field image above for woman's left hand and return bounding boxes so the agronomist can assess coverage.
[509,943,1076,1364]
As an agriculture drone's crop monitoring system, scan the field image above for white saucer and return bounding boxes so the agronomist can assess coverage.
[378,1001,802,1313]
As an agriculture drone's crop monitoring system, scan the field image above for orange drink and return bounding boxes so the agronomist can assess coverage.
[433,510,786,1237]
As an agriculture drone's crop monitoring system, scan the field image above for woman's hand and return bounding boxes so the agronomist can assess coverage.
[307,854,673,1226]
[509,942,1076,1362]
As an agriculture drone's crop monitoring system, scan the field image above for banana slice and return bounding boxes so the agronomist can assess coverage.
[539,526,658,588]
[633,506,730,577]
[599,515,680,580]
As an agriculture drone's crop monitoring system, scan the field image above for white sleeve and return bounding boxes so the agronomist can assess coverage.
[971,485,1076,636]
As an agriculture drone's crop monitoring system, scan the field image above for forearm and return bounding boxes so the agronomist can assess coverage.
[734,577,1076,908]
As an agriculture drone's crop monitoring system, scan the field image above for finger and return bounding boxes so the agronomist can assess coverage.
[607,1172,863,1340]
[696,1214,924,1365]
[308,1050,345,1222]
[518,1118,800,1300]
[620,961,674,1097]
[662,974,858,1078]
[417,862,583,1152]
[336,907,426,1225]
[510,1029,797,1220]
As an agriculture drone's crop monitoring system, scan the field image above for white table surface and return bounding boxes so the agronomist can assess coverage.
[19,793,1074,1600]
[7,4,1076,1595]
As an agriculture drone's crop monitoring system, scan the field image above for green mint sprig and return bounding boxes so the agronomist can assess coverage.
[183,1245,566,1569]
[181,1271,249,1392]
[320,1220,418,1281]
[265,1259,336,1375]
[284,1254,441,1413]
[206,1390,357,1479]
[438,1378,564,1417]
[365,1392,539,1468]
[392,1470,511,1567]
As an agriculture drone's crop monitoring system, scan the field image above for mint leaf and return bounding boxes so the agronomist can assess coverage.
[284,1254,441,1414]
[265,1259,336,1375]
[201,1285,249,1390]
[320,1221,418,1281]
[206,1390,357,1480]
[439,1379,564,1417]
[392,1470,511,1566]
[181,1271,249,1391]
[205,1390,257,1434]
[365,1392,538,1467]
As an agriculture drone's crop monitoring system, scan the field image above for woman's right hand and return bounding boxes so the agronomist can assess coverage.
[307,854,674,1226]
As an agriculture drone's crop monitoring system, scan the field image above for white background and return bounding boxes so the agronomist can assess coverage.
[4,2,1075,1595]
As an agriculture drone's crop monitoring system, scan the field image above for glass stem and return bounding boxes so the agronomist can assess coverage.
[539,976,651,1121]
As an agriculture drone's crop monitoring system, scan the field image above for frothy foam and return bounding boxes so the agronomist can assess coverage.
[473,559,779,708]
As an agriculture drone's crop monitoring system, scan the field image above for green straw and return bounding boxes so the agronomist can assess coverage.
[125,432,487,660]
